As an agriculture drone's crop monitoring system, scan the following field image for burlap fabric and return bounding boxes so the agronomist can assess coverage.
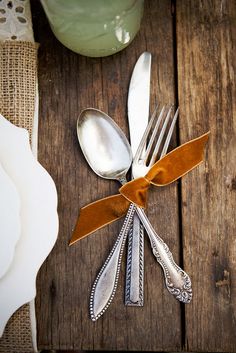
[0,41,38,137]
[0,304,34,353]
[0,41,39,353]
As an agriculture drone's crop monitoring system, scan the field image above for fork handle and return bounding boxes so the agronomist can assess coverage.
[136,207,192,303]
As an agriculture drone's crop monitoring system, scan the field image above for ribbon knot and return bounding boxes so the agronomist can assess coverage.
[70,132,210,245]
[119,176,150,208]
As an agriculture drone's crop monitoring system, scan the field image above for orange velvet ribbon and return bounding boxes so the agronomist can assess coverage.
[70,132,209,245]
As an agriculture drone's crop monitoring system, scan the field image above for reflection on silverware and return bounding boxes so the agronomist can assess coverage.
[76,106,192,322]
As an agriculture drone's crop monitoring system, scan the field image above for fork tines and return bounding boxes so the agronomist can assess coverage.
[134,105,179,166]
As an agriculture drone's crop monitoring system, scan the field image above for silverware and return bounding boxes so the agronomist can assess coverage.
[125,52,152,306]
[77,108,132,182]
[83,106,192,321]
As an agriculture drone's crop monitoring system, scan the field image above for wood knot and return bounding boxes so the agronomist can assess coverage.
[50,280,57,299]
[215,269,230,288]
[225,176,236,190]
[231,178,236,190]
[212,249,219,257]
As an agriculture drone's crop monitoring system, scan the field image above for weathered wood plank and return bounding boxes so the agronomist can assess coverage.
[32,0,182,350]
[176,1,236,351]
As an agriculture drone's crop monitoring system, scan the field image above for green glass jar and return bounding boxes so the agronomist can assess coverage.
[41,0,144,57]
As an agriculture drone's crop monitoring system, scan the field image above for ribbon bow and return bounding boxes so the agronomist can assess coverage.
[70,132,209,245]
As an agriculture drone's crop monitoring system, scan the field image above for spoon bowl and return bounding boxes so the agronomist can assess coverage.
[77,108,132,181]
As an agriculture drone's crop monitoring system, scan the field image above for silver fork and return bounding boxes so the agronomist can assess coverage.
[125,105,175,305]
[90,106,192,321]
[131,106,192,303]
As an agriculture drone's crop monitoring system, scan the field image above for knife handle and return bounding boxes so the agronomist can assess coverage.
[125,211,144,306]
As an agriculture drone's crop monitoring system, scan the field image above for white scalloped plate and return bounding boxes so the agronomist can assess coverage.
[0,162,21,279]
[0,114,59,336]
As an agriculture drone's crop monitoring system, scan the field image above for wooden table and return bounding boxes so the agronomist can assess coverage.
[32,0,236,351]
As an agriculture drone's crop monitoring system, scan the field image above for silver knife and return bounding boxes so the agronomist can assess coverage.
[89,53,151,320]
[125,52,152,306]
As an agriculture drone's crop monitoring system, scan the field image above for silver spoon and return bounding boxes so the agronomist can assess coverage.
[77,108,132,183]
[77,108,192,321]
[77,108,139,320]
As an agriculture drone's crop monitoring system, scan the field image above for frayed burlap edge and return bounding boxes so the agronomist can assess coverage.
[0,40,39,353]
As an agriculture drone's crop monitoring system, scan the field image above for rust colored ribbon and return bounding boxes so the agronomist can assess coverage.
[70,132,209,245]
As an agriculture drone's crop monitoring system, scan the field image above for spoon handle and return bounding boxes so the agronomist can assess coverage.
[90,203,136,321]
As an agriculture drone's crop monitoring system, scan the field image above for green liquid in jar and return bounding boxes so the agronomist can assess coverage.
[41,0,144,57]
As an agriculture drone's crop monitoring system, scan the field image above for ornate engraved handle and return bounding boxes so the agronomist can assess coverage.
[125,212,144,306]
[90,203,136,321]
[90,202,192,321]
[136,207,192,303]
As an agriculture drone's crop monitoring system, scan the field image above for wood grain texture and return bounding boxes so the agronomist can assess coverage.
[32,0,182,351]
[176,1,236,351]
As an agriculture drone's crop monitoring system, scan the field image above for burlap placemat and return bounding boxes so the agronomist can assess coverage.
[0,40,39,353]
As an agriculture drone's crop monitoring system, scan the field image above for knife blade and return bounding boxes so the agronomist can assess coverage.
[127,52,152,157]
[125,52,152,306]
